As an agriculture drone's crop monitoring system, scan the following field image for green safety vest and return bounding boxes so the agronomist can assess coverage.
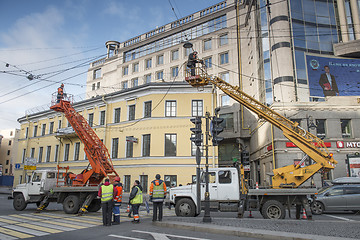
[152,181,165,200]
[101,184,113,202]
[130,186,143,204]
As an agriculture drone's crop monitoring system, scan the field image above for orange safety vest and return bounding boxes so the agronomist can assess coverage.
[114,185,123,203]
[58,87,63,95]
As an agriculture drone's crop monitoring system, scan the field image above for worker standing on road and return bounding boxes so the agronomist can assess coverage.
[98,179,117,226]
[57,83,64,103]
[112,176,123,225]
[129,180,143,223]
[149,174,167,222]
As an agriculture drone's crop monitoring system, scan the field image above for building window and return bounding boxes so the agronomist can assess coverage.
[122,81,128,90]
[316,119,326,138]
[165,134,177,156]
[133,62,139,72]
[112,138,119,159]
[33,125,38,137]
[93,68,101,79]
[42,124,46,136]
[140,175,148,193]
[6,160,9,165]
[126,136,134,158]
[92,83,96,91]
[132,78,138,87]
[124,175,131,192]
[7,150,10,155]
[220,113,234,129]
[25,127,29,138]
[192,100,203,117]
[97,82,100,89]
[157,55,164,65]
[146,58,152,69]
[5,169,8,174]
[144,101,152,118]
[88,113,94,127]
[171,66,178,77]
[165,100,176,117]
[220,52,229,64]
[204,39,212,51]
[38,147,43,163]
[142,134,151,157]
[64,144,70,161]
[54,145,59,162]
[220,72,229,82]
[156,71,163,80]
[100,110,106,125]
[145,74,151,83]
[58,120,62,129]
[67,121,71,127]
[171,49,179,61]
[128,105,135,121]
[49,122,54,134]
[8,140,11,146]
[221,95,230,106]
[30,148,35,158]
[341,119,351,138]
[74,142,80,161]
[164,175,177,188]
[45,146,51,163]
[123,66,129,75]
[204,57,212,68]
[220,34,228,46]
[114,108,121,123]
[22,149,26,163]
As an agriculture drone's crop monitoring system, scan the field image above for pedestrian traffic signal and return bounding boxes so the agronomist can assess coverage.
[190,117,202,146]
[241,150,250,165]
[211,116,224,146]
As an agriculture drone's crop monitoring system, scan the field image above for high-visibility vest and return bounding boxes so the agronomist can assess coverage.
[114,185,123,203]
[152,180,165,201]
[130,186,143,204]
[101,184,113,202]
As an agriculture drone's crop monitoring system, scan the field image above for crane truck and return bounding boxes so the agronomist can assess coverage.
[169,57,338,220]
[13,90,118,214]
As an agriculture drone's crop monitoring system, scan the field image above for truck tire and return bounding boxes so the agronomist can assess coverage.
[13,194,27,211]
[261,200,286,219]
[310,201,324,215]
[63,195,80,214]
[175,198,196,217]
[87,199,101,212]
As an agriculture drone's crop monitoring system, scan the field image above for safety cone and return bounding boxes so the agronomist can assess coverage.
[256,182,259,189]
[248,210,254,218]
[302,209,307,219]
[126,204,130,213]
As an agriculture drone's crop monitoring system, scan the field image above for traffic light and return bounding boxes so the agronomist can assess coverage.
[190,117,202,146]
[241,150,250,165]
[211,116,224,146]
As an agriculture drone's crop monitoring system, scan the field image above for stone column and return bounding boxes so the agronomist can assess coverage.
[337,0,350,42]
[350,0,360,40]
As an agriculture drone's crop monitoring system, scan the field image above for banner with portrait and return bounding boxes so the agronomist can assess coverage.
[306,54,360,98]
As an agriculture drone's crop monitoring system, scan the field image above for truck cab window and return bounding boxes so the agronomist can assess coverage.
[201,172,216,183]
[46,172,56,179]
[218,170,231,184]
[32,173,42,182]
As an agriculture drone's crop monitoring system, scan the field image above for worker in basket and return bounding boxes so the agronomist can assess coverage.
[187,51,203,76]
[57,83,64,103]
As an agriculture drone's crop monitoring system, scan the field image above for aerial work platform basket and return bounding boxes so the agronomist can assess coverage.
[184,66,210,88]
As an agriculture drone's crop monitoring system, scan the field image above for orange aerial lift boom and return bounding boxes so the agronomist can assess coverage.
[50,90,118,186]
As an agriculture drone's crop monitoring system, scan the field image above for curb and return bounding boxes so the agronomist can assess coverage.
[154,221,355,240]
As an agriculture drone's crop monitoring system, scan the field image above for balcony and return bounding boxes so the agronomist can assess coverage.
[55,127,77,138]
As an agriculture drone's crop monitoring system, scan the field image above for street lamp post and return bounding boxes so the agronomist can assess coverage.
[203,112,212,222]
[306,115,317,186]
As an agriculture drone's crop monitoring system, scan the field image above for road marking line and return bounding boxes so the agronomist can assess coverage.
[109,234,145,240]
[78,215,102,220]
[3,225,49,236]
[10,215,42,221]
[21,214,53,220]
[0,232,18,240]
[29,221,76,231]
[133,230,211,240]
[63,217,101,224]
[0,218,19,224]
[44,220,86,229]
[0,216,27,222]
[16,223,62,234]
[0,227,33,239]
[324,214,355,221]
[34,213,64,218]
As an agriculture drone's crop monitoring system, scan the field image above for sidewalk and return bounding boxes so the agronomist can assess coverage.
[155,214,358,240]
[0,186,12,195]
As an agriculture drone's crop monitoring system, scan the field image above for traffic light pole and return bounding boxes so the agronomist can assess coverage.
[203,112,212,222]
[196,146,201,215]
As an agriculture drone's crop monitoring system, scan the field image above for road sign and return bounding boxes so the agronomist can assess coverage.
[15,163,21,169]
[24,165,36,170]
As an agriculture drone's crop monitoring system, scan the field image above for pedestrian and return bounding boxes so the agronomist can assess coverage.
[57,83,64,103]
[129,180,143,223]
[112,176,123,225]
[98,178,117,226]
[149,174,167,222]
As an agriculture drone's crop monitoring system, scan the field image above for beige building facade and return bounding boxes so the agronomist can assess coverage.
[0,129,19,177]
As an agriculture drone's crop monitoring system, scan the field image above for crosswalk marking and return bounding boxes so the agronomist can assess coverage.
[0,218,19,224]
[66,217,102,224]
[9,215,39,221]
[3,225,48,237]
[28,221,76,231]
[49,219,90,228]
[0,216,28,223]
[0,227,33,239]
[0,232,18,240]
[16,223,62,234]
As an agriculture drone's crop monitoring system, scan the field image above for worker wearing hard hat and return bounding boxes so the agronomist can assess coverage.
[149,174,167,222]
[112,176,123,225]
[98,179,118,226]
[57,83,64,103]
[129,180,143,223]
[187,51,203,76]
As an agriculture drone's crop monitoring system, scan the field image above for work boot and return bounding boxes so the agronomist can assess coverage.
[128,213,132,218]
[112,216,120,225]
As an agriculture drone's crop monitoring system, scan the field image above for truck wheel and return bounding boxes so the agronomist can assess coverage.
[175,198,196,217]
[87,199,101,212]
[310,201,324,215]
[63,195,80,214]
[13,194,27,211]
[261,200,285,219]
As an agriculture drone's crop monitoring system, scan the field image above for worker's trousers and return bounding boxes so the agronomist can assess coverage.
[113,203,121,223]
[132,204,141,222]
[101,200,113,226]
[152,201,163,221]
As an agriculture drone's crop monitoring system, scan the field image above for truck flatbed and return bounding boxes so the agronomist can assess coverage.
[53,186,99,193]
[248,188,317,196]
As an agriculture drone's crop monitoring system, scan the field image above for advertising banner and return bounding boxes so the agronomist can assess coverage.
[348,157,360,177]
[306,54,360,98]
